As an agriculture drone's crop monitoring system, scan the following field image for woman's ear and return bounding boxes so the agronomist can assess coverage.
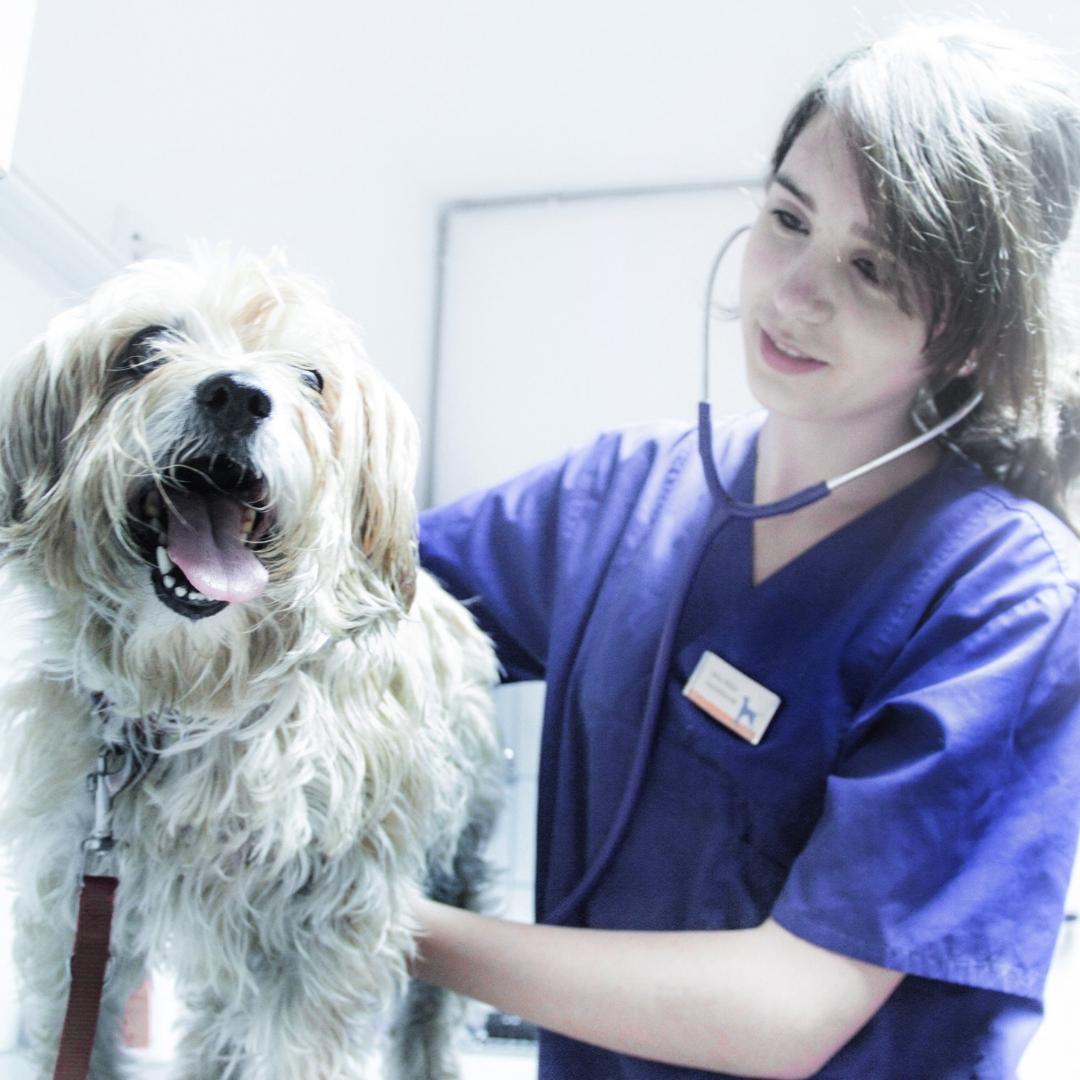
[957,354,978,379]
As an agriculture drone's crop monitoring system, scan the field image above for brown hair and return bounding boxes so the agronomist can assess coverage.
[771,20,1080,524]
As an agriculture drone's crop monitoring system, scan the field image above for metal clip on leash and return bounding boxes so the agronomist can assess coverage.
[80,746,138,878]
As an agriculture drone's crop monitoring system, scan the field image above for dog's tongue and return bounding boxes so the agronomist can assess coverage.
[166,491,268,603]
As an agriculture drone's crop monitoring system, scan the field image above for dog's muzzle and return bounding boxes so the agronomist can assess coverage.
[131,374,275,620]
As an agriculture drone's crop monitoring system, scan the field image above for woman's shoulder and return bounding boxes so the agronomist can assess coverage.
[575,416,698,467]
[906,453,1080,610]
[548,418,700,501]
[566,410,761,490]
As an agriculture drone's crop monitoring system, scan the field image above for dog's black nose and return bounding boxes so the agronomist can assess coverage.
[195,372,272,435]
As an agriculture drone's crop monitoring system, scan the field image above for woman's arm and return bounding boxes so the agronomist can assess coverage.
[412,900,902,1080]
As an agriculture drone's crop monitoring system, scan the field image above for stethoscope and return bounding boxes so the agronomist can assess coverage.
[544,227,983,926]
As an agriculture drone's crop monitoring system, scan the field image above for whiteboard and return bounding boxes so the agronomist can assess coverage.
[428,181,762,505]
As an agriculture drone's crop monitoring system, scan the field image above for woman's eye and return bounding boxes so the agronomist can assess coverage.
[771,208,807,234]
[854,257,883,287]
[301,368,325,394]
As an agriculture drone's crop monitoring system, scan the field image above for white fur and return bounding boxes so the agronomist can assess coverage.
[0,252,502,1079]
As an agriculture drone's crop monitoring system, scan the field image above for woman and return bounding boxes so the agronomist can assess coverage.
[415,21,1080,1078]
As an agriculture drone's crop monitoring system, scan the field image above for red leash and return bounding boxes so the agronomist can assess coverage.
[52,875,119,1080]
[51,740,148,1080]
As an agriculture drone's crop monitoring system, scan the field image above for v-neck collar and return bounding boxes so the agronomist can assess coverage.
[727,420,960,593]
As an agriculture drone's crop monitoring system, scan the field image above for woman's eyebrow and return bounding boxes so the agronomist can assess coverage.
[772,172,815,210]
[771,170,880,245]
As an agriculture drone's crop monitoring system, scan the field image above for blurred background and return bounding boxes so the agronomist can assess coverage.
[1,1,1078,1076]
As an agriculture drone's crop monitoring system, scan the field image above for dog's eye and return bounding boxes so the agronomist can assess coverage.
[114,325,177,379]
[300,368,325,394]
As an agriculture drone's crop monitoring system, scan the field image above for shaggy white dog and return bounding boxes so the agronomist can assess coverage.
[0,253,503,1079]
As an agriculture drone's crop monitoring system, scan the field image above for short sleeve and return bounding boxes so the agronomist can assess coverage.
[420,455,573,681]
[420,426,688,683]
[771,579,1080,1000]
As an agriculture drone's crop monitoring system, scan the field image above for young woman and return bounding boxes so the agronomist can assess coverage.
[415,21,1080,1079]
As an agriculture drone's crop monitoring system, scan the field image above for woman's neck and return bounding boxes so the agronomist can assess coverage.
[754,411,942,512]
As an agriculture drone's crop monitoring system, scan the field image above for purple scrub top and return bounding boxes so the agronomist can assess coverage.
[420,413,1080,1079]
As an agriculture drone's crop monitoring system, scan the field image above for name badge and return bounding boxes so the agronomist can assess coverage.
[683,651,781,745]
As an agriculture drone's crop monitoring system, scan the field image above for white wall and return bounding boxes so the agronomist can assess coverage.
[11,0,1079,495]
[0,0,36,173]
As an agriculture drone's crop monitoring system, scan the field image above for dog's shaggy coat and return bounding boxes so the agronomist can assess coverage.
[0,253,503,1079]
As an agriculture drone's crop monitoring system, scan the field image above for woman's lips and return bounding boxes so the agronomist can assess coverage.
[759,328,829,375]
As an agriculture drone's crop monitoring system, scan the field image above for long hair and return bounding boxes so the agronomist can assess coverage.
[771,20,1080,525]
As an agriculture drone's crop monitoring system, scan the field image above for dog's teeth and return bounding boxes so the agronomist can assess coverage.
[156,546,173,576]
[174,586,188,598]
[163,575,176,588]
[189,591,206,601]
[241,508,256,537]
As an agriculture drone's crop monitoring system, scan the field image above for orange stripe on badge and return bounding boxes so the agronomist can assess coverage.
[685,689,760,744]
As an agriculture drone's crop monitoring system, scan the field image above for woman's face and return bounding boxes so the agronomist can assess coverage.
[739,111,932,439]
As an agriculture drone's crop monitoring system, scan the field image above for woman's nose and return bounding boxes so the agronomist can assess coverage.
[772,249,835,324]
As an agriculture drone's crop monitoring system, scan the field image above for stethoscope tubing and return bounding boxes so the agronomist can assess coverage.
[542,487,734,926]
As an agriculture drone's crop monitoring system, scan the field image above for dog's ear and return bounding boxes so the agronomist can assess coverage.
[352,373,420,611]
[0,339,79,530]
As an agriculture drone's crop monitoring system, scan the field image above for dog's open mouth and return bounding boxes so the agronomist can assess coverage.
[135,456,272,620]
